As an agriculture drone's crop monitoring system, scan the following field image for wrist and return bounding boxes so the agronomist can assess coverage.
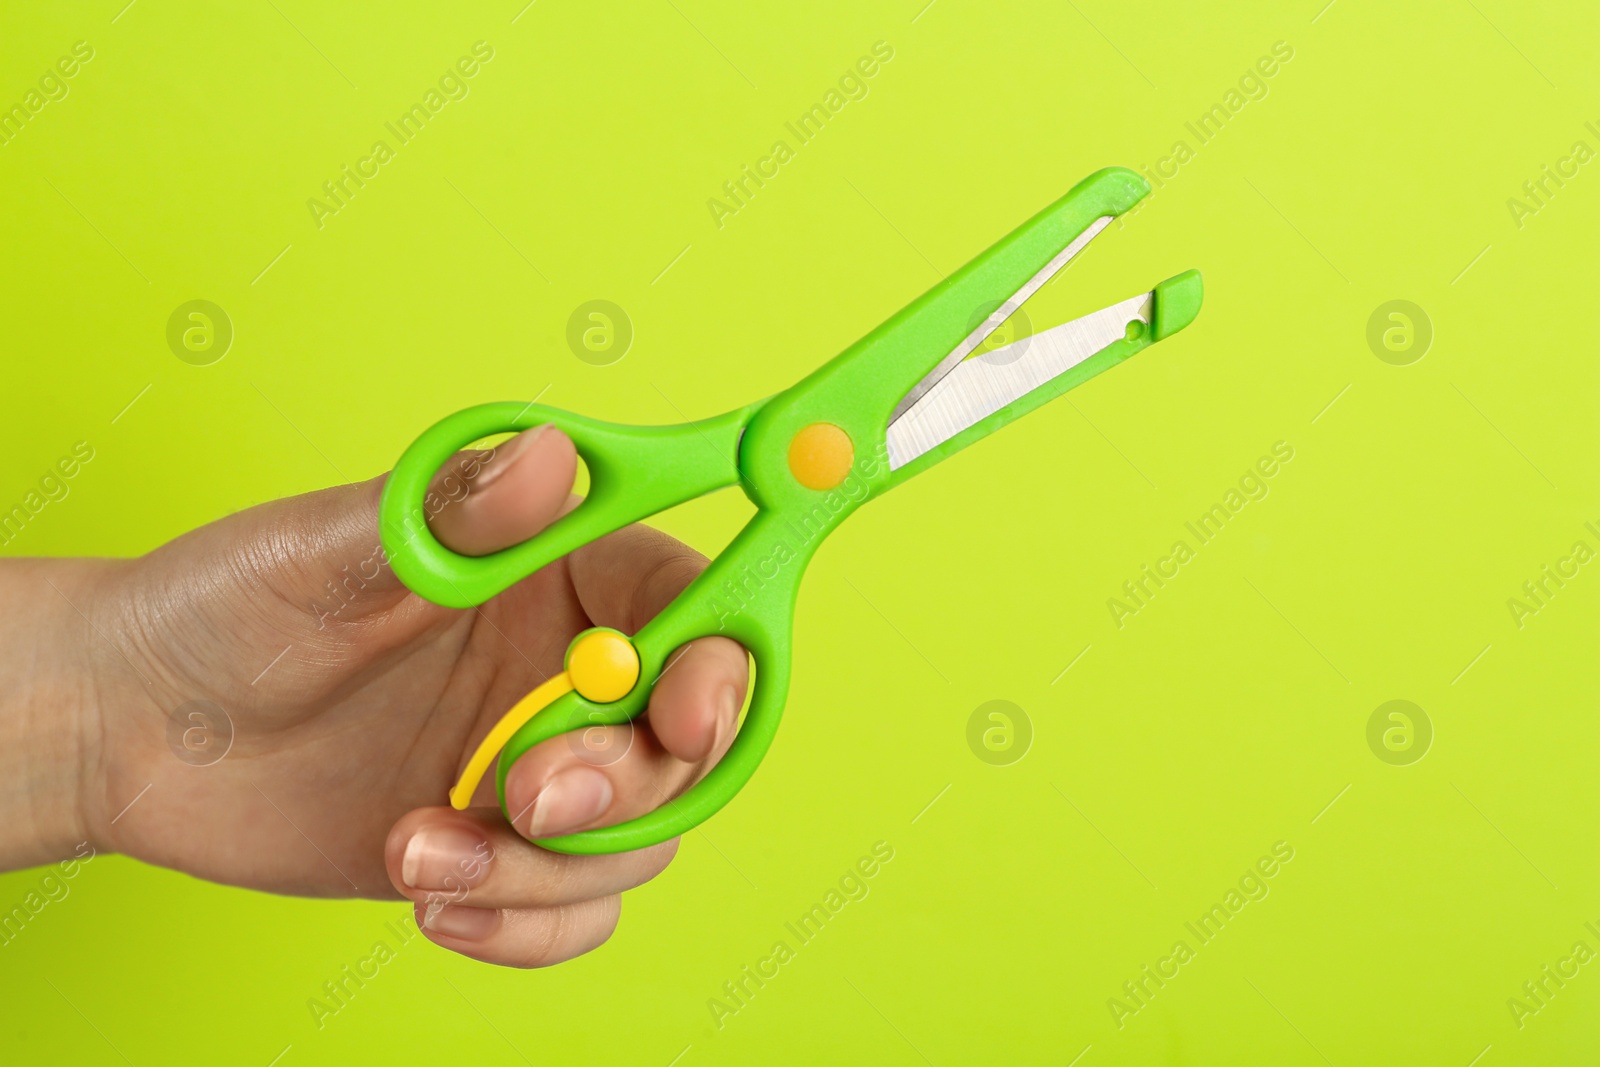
[0,558,107,870]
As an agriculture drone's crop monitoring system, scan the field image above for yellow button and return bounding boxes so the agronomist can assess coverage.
[565,629,639,703]
[787,422,854,490]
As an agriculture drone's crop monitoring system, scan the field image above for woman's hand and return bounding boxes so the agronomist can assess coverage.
[1,426,747,967]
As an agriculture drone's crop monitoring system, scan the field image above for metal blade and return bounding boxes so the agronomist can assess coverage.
[888,215,1113,423]
[885,289,1153,470]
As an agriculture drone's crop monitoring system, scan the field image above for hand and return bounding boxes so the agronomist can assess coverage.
[2,426,747,967]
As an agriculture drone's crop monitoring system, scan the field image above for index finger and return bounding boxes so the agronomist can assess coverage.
[566,521,710,633]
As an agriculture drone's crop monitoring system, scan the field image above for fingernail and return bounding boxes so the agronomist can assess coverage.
[523,766,613,838]
[415,901,500,942]
[474,424,551,491]
[400,825,493,892]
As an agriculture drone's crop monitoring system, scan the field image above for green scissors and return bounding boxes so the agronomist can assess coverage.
[378,166,1202,855]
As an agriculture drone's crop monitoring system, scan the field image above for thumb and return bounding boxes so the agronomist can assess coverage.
[144,426,577,629]
[107,427,578,698]
[315,423,575,618]
[425,424,577,556]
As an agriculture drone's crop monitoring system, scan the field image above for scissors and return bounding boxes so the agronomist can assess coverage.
[378,166,1202,855]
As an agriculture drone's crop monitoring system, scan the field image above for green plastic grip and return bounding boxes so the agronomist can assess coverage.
[378,400,759,608]
[377,398,819,855]
[494,509,818,854]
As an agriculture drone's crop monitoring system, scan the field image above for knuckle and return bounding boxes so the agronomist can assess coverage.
[537,852,586,904]
[525,898,620,968]
[525,897,616,968]
[523,909,567,968]
[639,838,679,883]
[594,897,622,946]
[586,896,622,950]
[615,838,678,892]
[628,540,708,628]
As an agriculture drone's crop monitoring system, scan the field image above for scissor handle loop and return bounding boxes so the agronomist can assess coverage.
[496,509,811,854]
[378,401,752,608]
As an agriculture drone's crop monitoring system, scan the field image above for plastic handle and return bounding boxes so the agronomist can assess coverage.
[378,400,759,609]
[497,508,815,854]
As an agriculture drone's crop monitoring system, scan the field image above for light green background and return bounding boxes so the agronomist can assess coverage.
[2,1,1597,1063]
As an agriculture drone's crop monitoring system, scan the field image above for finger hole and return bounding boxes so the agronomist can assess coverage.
[503,723,709,839]
[648,636,750,765]
[428,425,577,556]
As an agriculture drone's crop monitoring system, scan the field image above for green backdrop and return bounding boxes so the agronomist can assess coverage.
[2,1,1596,1063]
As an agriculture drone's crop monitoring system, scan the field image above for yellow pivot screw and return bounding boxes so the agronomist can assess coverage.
[787,422,854,490]
[566,628,640,703]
